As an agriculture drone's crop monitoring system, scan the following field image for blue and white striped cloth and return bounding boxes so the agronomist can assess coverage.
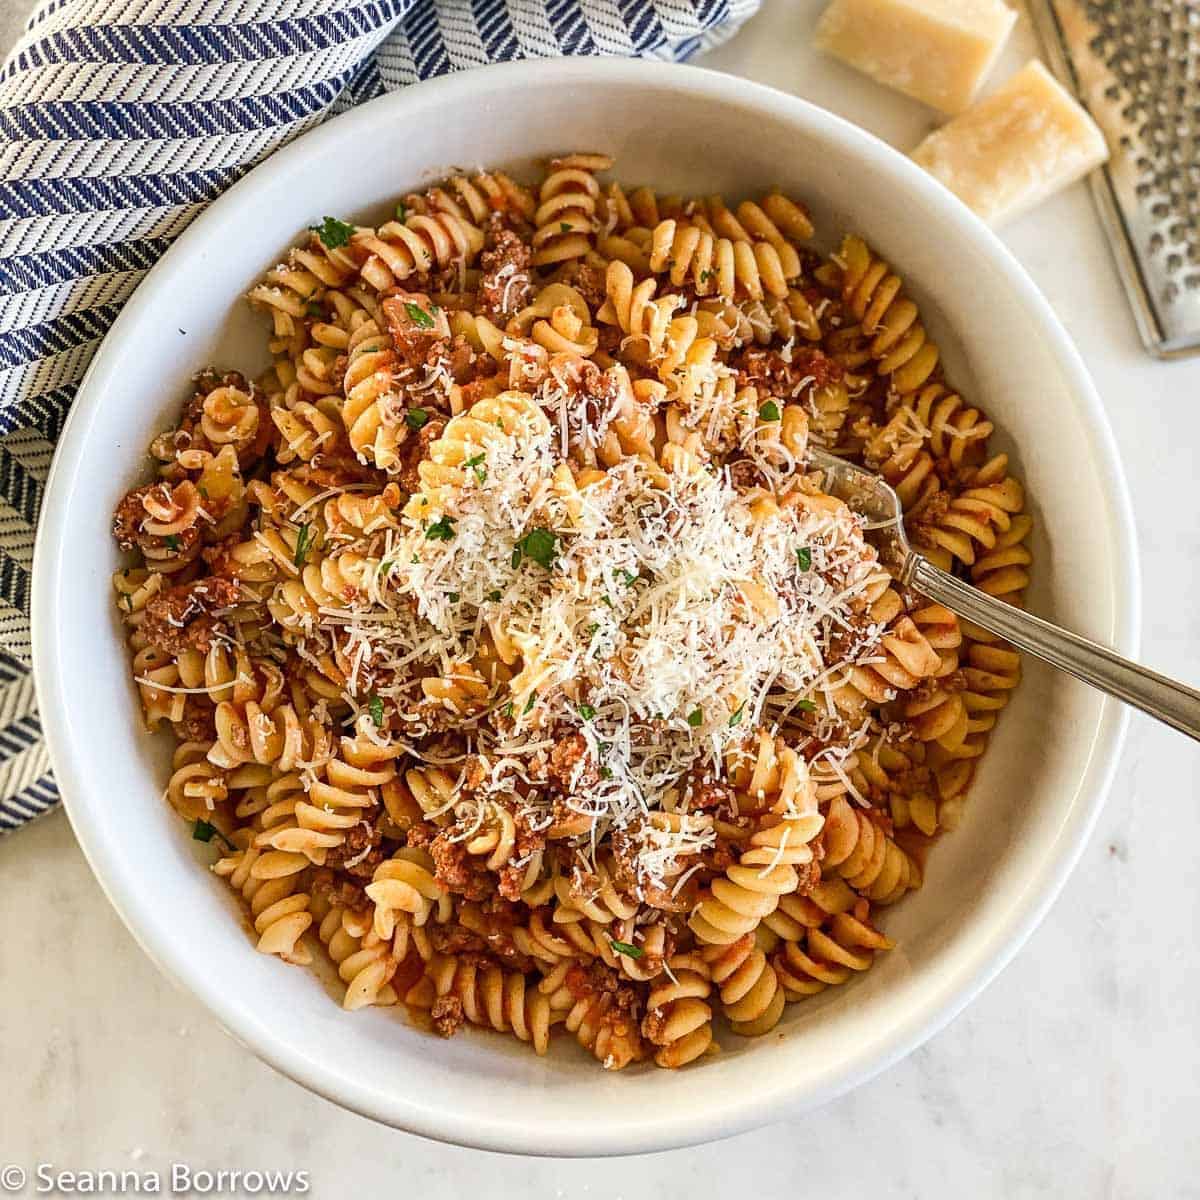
[0,0,759,835]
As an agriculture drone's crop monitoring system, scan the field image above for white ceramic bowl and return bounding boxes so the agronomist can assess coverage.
[33,58,1139,1156]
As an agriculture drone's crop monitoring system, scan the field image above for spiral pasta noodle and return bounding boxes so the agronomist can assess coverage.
[641,952,715,1068]
[532,153,611,266]
[649,219,797,301]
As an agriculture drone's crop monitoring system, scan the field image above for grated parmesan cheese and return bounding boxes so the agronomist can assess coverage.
[281,395,890,893]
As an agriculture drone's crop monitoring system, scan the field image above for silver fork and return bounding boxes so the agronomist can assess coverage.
[809,447,1200,740]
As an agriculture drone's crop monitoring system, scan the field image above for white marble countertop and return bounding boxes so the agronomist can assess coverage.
[2,1,1197,1195]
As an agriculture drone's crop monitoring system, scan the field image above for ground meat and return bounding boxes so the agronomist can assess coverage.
[605,822,702,911]
[445,333,479,384]
[536,361,626,458]
[324,819,385,879]
[112,485,155,549]
[727,459,768,494]
[173,696,215,744]
[404,821,437,849]
[495,808,548,902]
[495,864,525,899]
[430,994,465,1038]
[909,491,967,545]
[911,670,966,706]
[138,577,240,655]
[564,260,607,311]
[396,414,448,494]
[438,902,529,967]
[201,533,254,581]
[289,455,378,490]
[641,1007,671,1045]
[430,924,488,956]
[735,345,843,397]
[641,879,696,912]
[460,755,491,793]
[794,858,821,897]
[309,869,372,913]
[547,731,599,793]
[686,774,734,812]
[580,362,623,418]
[429,829,495,901]
[565,961,642,1016]
[477,223,532,319]
[381,291,451,372]
[825,611,875,665]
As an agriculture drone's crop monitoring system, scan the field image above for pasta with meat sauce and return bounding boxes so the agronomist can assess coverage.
[113,155,1030,1069]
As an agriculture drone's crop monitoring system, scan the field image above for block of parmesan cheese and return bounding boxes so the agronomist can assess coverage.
[911,60,1109,226]
[813,0,1017,114]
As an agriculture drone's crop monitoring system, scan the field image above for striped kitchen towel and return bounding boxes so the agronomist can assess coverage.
[0,0,759,835]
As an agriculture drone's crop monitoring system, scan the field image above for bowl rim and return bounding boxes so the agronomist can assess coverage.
[32,55,1140,1156]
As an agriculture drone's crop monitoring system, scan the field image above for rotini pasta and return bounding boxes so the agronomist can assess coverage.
[114,155,1031,1071]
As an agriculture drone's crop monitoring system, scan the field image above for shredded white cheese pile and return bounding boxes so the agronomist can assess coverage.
[313,398,886,892]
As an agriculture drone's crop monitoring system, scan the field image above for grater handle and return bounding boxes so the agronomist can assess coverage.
[908,555,1200,740]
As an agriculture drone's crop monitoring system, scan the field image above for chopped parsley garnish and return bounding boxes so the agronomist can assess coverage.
[619,569,638,587]
[796,699,818,713]
[425,516,456,542]
[728,700,747,728]
[448,592,459,602]
[610,940,643,959]
[367,695,385,727]
[164,534,181,552]
[687,708,704,728]
[502,702,514,718]
[309,216,354,249]
[395,201,407,222]
[466,452,487,484]
[487,590,502,602]
[192,820,234,851]
[293,522,312,567]
[197,485,208,499]
[577,703,596,721]
[305,301,324,318]
[600,766,613,780]
[560,222,572,233]
[585,622,600,637]
[601,593,614,609]
[796,546,812,572]
[405,407,429,430]
[523,693,537,714]
[700,269,714,282]
[514,528,558,570]
[759,400,781,422]
[405,302,435,329]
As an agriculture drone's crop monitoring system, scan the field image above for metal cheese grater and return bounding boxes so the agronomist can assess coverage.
[1028,1,1200,358]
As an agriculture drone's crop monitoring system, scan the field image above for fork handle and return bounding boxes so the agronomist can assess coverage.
[907,554,1200,741]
